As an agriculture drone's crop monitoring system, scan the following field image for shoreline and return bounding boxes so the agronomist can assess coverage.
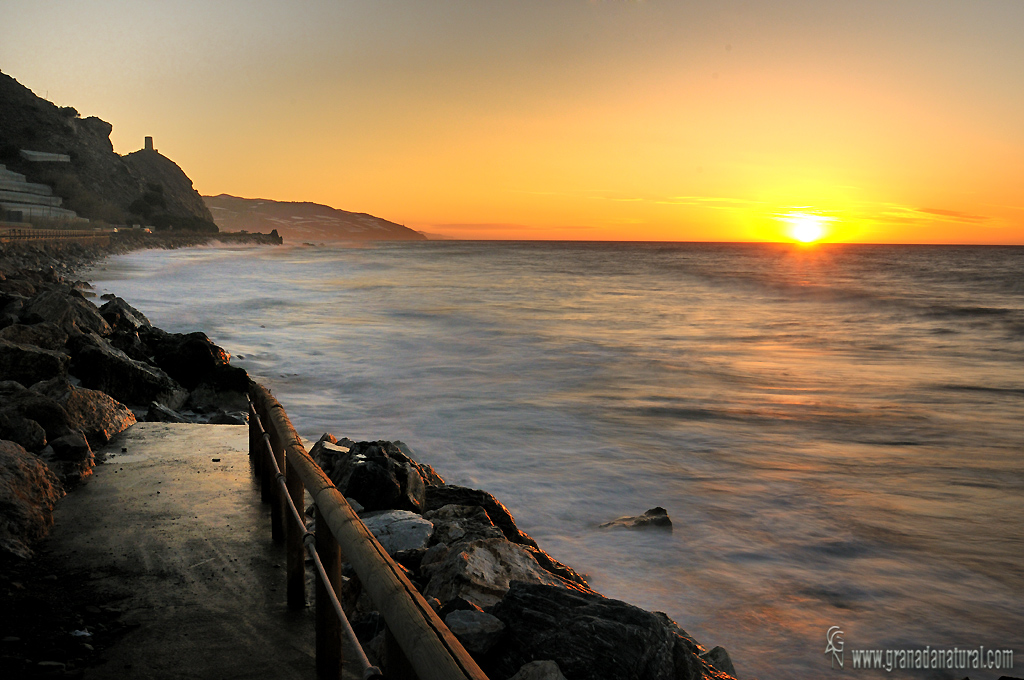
[1,237,740,680]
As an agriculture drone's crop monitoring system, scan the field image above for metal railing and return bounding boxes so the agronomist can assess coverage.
[248,383,490,680]
[0,227,110,244]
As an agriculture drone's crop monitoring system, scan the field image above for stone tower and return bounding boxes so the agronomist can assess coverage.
[145,136,155,152]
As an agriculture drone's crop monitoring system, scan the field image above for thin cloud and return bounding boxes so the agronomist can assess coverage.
[915,208,989,223]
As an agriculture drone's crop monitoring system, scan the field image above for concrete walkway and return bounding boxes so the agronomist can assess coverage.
[47,422,317,680]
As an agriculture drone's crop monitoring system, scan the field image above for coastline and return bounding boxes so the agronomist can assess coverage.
[1,238,740,679]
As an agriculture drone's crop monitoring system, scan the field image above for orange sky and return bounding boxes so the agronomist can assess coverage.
[3,1,1023,243]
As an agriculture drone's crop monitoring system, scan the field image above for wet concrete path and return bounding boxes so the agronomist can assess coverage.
[47,422,317,679]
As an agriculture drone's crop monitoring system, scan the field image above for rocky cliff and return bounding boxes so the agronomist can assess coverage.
[203,194,426,242]
[0,70,215,230]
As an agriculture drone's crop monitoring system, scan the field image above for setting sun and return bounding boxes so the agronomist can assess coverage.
[779,211,832,243]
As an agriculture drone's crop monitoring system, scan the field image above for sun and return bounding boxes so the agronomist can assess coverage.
[779,211,831,243]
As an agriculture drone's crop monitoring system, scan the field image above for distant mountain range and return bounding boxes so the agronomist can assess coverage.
[202,194,426,242]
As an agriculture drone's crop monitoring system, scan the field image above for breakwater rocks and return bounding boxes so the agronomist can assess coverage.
[0,237,266,559]
[312,435,739,680]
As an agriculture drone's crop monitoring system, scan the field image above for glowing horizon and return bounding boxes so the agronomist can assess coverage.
[2,1,1022,244]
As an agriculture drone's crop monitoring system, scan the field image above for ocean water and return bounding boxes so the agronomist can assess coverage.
[84,241,1024,679]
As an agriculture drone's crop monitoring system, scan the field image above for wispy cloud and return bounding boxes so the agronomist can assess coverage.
[915,208,989,223]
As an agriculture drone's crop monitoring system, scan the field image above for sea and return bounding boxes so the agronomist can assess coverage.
[83,241,1024,679]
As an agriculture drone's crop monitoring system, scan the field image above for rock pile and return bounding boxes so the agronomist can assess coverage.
[311,434,738,680]
[0,244,256,558]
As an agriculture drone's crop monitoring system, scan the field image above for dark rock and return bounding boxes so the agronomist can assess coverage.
[48,432,92,461]
[61,386,136,451]
[0,440,64,559]
[98,296,151,332]
[489,582,726,680]
[444,609,506,656]
[509,660,568,680]
[107,329,152,362]
[188,383,249,413]
[145,401,189,423]
[208,410,246,425]
[5,392,74,443]
[138,327,245,391]
[425,485,539,549]
[21,289,110,337]
[0,322,68,351]
[69,333,187,409]
[438,596,483,621]
[0,410,47,452]
[424,504,505,545]
[700,647,737,678]
[318,440,428,513]
[44,432,95,484]
[599,507,673,531]
[361,509,434,554]
[421,538,594,609]
[521,546,590,589]
[0,338,68,385]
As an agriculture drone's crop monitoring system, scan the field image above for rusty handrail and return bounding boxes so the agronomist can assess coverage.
[249,382,490,680]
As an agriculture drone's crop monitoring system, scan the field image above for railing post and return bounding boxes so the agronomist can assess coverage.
[315,506,343,680]
[286,458,306,609]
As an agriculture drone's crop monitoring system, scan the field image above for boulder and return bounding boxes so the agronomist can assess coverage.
[21,289,110,337]
[0,338,69,385]
[424,504,505,545]
[444,609,506,656]
[425,485,539,549]
[0,322,68,351]
[0,410,47,452]
[5,391,75,443]
[0,440,64,559]
[320,440,428,513]
[62,386,136,451]
[599,507,673,531]
[98,296,151,332]
[700,647,737,678]
[489,582,728,680]
[188,383,250,413]
[138,328,246,391]
[421,538,594,610]
[145,401,189,423]
[361,509,435,554]
[509,660,569,680]
[48,432,93,461]
[69,333,187,409]
[44,432,95,483]
[208,411,247,425]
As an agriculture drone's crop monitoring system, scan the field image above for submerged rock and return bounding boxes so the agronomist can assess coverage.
[599,507,673,531]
